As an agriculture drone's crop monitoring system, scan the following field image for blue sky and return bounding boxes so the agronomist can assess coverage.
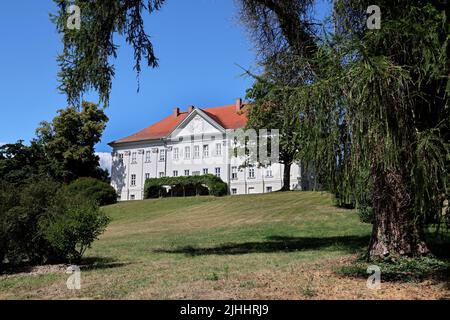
[0,0,331,167]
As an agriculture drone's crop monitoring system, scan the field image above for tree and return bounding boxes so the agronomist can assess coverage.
[295,0,449,259]
[245,54,305,191]
[36,101,109,183]
[238,0,320,191]
[52,0,165,106]
[241,0,449,260]
[0,141,51,184]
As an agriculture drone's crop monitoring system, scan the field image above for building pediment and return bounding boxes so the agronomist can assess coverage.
[167,108,225,141]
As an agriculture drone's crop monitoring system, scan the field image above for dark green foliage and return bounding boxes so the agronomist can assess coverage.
[0,141,53,185]
[36,101,109,184]
[52,0,165,106]
[144,175,228,199]
[357,206,374,224]
[66,177,117,206]
[339,256,450,283]
[0,178,110,268]
[43,196,110,262]
[0,179,63,267]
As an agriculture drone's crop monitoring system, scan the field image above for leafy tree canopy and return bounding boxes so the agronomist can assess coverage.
[52,0,165,106]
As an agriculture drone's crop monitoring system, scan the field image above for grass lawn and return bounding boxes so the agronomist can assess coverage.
[1,191,448,299]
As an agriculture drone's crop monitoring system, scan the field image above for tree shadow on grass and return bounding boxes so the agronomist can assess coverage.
[79,257,130,271]
[153,235,370,256]
[0,257,129,276]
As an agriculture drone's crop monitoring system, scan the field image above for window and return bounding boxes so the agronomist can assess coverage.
[145,150,151,163]
[231,166,238,180]
[173,147,179,160]
[266,186,273,193]
[192,171,200,176]
[248,166,255,179]
[215,167,221,177]
[173,170,178,177]
[159,149,166,162]
[231,188,237,195]
[131,174,136,186]
[118,153,124,162]
[248,187,255,194]
[145,173,150,180]
[184,169,190,176]
[203,145,209,157]
[184,146,191,159]
[266,166,273,177]
[130,194,135,200]
[194,145,200,158]
[215,143,222,156]
[203,168,208,175]
[159,172,165,178]
[131,152,137,164]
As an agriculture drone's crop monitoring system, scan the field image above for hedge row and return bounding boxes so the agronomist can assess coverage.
[144,174,228,198]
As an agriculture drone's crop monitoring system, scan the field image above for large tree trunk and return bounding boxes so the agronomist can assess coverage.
[281,162,291,191]
[368,165,428,260]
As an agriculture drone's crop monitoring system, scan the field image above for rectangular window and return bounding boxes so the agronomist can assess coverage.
[159,172,165,178]
[173,147,179,160]
[266,186,273,193]
[159,149,166,162]
[248,187,255,194]
[145,173,150,180]
[231,166,238,180]
[194,145,200,158]
[118,153,124,162]
[173,170,178,177]
[203,168,208,175]
[184,146,191,159]
[131,152,137,164]
[145,150,151,163]
[203,145,209,158]
[215,167,221,177]
[266,166,273,177]
[184,169,190,176]
[131,174,136,186]
[215,143,222,156]
[248,166,255,179]
[192,171,200,176]
[130,194,135,200]
[231,188,237,195]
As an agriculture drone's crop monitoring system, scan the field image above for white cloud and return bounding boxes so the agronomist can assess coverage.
[96,152,112,173]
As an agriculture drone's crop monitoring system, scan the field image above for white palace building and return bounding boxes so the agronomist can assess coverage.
[109,99,304,201]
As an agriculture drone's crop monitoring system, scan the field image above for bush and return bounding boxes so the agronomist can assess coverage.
[144,174,228,199]
[357,206,374,224]
[66,177,117,206]
[44,196,110,262]
[0,178,110,268]
[0,178,63,268]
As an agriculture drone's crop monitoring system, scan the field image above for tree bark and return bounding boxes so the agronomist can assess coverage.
[281,162,291,191]
[368,165,428,260]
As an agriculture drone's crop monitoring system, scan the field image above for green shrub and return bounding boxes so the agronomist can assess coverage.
[144,174,228,198]
[357,206,374,224]
[66,177,117,206]
[0,178,63,267]
[44,196,110,262]
[0,178,110,268]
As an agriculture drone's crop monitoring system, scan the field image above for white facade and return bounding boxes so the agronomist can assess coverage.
[110,105,303,200]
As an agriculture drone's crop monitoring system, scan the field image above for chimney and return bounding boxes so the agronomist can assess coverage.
[188,105,195,112]
[173,107,180,118]
[235,98,243,113]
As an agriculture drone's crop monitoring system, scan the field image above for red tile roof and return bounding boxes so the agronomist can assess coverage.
[111,104,248,144]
